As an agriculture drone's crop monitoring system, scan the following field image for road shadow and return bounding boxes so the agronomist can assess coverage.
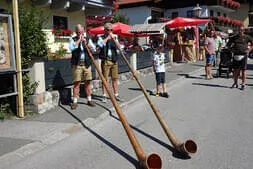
[90,93,106,102]
[177,73,203,79]
[192,82,231,89]
[246,77,253,80]
[59,105,140,169]
[188,63,204,67]
[128,88,153,95]
[167,70,183,73]
[96,102,191,160]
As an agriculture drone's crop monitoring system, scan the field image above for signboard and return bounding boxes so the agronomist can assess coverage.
[0,14,17,99]
[0,14,16,72]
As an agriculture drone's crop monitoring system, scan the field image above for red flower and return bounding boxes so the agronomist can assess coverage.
[52,27,72,36]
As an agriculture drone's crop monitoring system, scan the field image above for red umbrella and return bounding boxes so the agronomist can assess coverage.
[166,17,212,28]
[88,22,131,34]
[88,22,147,37]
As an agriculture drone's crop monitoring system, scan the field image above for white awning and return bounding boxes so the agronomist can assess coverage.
[129,23,166,34]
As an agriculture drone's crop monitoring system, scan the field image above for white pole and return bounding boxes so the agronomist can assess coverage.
[13,0,24,118]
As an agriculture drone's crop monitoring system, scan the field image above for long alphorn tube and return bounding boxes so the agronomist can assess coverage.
[84,43,162,169]
[112,38,197,156]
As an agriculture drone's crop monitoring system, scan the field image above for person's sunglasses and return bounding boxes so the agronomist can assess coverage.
[106,29,113,31]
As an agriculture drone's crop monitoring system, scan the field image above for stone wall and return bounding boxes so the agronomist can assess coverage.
[27,50,173,114]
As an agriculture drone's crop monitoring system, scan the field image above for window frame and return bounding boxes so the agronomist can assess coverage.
[52,15,69,29]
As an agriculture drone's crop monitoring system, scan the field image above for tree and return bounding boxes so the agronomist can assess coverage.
[112,13,129,24]
[19,7,48,68]
[18,6,48,105]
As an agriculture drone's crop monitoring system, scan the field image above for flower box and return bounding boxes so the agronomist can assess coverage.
[52,27,72,37]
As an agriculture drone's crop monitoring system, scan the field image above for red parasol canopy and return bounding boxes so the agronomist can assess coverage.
[166,17,212,28]
[88,22,147,37]
[88,22,131,34]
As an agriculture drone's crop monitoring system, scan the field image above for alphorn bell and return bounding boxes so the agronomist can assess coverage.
[84,43,162,169]
[111,37,197,156]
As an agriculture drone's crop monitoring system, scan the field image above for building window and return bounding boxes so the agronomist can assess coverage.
[53,15,68,29]
[0,8,8,14]
[151,9,164,23]
[151,10,164,19]
[210,10,214,17]
[187,10,194,17]
[172,12,178,19]
[217,12,221,16]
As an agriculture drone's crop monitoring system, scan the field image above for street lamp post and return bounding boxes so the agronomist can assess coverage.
[193,4,202,61]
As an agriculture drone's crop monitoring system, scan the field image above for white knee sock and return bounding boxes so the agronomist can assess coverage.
[73,97,78,103]
[87,96,92,101]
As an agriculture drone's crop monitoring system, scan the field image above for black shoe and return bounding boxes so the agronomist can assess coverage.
[231,83,238,88]
[241,84,245,90]
[71,103,78,110]
[162,92,169,98]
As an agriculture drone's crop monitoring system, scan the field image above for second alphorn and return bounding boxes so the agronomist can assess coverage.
[112,37,197,156]
[84,43,162,169]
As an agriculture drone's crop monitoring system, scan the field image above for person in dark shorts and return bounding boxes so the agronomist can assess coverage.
[204,30,216,79]
[227,26,253,90]
[153,45,169,98]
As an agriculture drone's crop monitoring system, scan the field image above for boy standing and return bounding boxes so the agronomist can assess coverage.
[153,45,169,98]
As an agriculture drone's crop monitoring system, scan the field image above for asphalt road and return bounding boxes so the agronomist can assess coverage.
[3,62,253,169]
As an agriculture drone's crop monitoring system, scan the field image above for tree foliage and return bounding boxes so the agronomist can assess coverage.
[112,13,129,24]
[18,6,46,105]
[19,7,48,68]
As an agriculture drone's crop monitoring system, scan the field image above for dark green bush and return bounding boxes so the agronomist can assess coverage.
[19,7,48,68]
[18,6,47,106]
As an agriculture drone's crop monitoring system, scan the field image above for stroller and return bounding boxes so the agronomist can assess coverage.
[217,48,233,78]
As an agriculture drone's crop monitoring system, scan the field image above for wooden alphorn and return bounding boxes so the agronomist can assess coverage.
[112,37,197,157]
[84,43,162,169]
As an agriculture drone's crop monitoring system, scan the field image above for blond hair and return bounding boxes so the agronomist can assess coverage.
[104,22,112,30]
[75,24,84,31]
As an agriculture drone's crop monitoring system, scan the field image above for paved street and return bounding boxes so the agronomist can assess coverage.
[1,61,253,169]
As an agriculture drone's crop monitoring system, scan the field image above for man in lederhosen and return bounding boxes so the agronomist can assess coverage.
[97,22,124,103]
[69,24,96,109]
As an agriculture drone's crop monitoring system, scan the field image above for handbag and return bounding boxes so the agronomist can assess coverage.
[233,55,245,61]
